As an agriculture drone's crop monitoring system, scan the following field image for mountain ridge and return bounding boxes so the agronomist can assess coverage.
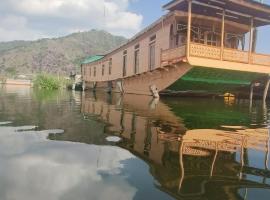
[0,30,127,76]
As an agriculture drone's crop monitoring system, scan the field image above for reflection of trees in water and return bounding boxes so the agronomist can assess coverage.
[0,88,107,144]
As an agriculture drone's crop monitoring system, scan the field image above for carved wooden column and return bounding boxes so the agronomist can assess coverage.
[263,75,270,102]
[186,0,192,58]
[220,9,225,60]
[248,18,254,64]
[249,83,254,111]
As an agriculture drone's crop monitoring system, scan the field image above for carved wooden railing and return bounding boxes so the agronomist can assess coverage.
[190,43,221,60]
[161,42,270,67]
[252,53,270,66]
[161,45,186,63]
[223,48,249,63]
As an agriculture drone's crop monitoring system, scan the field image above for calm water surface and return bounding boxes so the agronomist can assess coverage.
[0,85,270,200]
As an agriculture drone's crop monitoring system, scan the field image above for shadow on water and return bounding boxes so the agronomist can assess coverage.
[0,85,270,200]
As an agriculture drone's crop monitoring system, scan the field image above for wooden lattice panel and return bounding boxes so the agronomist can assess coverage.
[252,53,270,66]
[223,48,248,63]
[190,43,221,60]
[161,45,186,62]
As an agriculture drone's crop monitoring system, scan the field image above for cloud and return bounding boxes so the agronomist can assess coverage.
[0,125,138,200]
[0,0,143,41]
[0,15,45,41]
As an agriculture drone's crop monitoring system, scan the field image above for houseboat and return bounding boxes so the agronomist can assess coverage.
[81,0,270,98]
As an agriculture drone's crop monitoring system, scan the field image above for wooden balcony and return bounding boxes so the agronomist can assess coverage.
[161,43,270,69]
[161,45,186,66]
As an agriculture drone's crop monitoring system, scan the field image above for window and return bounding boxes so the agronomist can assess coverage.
[123,50,127,77]
[149,35,156,70]
[134,44,140,74]
[102,64,105,76]
[90,67,92,76]
[83,66,86,76]
[94,67,96,77]
[109,58,112,75]
[150,35,156,42]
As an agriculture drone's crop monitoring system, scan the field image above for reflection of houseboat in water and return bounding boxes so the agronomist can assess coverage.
[81,92,270,199]
[81,0,270,98]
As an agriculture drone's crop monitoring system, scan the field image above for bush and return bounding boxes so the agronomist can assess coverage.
[0,75,7,84]
[34,74,67,90]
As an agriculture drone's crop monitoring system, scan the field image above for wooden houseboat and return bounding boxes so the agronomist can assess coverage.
[81,0,270,98]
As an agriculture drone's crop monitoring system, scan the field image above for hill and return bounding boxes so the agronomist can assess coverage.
[0,30,127,76]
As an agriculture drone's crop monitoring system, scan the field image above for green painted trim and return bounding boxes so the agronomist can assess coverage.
[81,55,104,64]
[168,67,263,93]
[181,77,251,85]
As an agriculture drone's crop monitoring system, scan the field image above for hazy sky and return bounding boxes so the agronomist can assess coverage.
[0,0,269,53]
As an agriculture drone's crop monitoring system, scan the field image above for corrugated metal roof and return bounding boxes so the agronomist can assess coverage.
[81,55,104,64]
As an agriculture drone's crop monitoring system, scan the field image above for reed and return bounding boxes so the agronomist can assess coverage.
[34,74,69,90]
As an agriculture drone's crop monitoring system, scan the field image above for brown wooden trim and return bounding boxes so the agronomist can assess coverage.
[222,58,249,65]
[174,10,250,31]
[229,0,270,14]
[190,42,221,50]
[253,52,270,57]
[223,47,248,53]
[163,0,185,10]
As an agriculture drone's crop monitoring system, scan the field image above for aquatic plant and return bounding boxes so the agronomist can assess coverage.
[34,74,69,90]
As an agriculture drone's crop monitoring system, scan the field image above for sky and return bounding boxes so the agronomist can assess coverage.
[0,0,269,53]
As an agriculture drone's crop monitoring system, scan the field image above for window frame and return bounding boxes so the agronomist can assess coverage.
[134,44,140,74]
[149,35,156,71]
[109,58,112,75]
[102,64,105,76]
[123,50,127,77]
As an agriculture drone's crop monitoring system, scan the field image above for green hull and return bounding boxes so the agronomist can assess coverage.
[168,67,264,93]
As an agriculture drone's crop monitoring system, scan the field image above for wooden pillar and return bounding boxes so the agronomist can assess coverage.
[239,137,245,180]
[263,76,270,102]
[248,18,254,64]
[186,0,192,58]
[266,133,269,170]
[178,140,185,192]
[220,9,225,60]
[244,188,248,200]
[249,83,254,111]
[210,142,218,177]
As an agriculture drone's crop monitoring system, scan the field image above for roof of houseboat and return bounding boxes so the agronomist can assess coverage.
[81,55,104,64]
[163,0,270,10]
[163,0,270,27]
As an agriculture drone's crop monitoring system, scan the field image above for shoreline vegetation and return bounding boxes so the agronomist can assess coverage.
[0,73,73,90]
[33,74,71,90]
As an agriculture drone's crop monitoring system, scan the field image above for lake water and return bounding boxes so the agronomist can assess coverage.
[0,85,270,200]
